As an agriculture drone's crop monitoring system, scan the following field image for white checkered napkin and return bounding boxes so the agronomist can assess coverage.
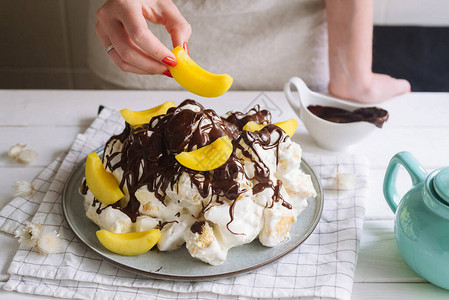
[0,107,368,300]
[0,107,124,236]
[0,156,63,235]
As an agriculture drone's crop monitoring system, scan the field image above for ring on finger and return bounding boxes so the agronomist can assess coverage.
[106,45,115,54]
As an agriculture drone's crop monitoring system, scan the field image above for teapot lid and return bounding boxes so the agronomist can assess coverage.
[434,167,449,203]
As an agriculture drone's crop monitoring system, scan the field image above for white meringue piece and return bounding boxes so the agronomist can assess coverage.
[13,180,35,197]
[134,216,160,232]
[185,221,228,266]
[14,221,43,248]
[17,149,38,164]
[86,199,133,233]
[205,196,263,249]
[157,214,195,251]
[35,230,62,254]
[336,173,355,190]
[259,206,296,247]
[8,143,26,160]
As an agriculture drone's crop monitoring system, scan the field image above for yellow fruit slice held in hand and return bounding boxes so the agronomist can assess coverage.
[120,101,175,126]
[96,229,161,256]
[243,118,299,137]
[85,152,124,205]
[175,136,233,171]
[168,46,233,98]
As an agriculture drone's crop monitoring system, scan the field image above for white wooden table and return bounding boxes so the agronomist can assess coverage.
[1,90,448,299]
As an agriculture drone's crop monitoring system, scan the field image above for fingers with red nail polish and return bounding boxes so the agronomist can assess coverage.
[183,42,189,55]
[162,56,177,67]
[95,0,191,76]
[163,70,173,78]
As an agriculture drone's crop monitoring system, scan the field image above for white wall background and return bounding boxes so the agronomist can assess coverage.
[374,0,449,26]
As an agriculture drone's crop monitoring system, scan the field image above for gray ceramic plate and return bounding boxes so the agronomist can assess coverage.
[62,152,323,281]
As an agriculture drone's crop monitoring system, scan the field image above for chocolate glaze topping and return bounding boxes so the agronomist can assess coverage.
[307,105,389,128]
[83,100,293,232]
[158,220,179,230]
[237,125,292,209]
[190,221,205,234]
[225,105,271,129]
[80,180,88,195]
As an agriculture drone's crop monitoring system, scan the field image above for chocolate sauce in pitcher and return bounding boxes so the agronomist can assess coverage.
[307,105,389,128]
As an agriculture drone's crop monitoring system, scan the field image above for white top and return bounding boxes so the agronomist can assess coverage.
[87,0,329,91]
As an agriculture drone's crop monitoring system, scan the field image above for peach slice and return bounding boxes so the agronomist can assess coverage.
[85,152,124,205]
[242,121,265,133]
[168,47,233,98]
[96,229,161,256]
[175,136,233,171]
[273,118,298,137]
[243,118,298,137]
[120,101,175,126]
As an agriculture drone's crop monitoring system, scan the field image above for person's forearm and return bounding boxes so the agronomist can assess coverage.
[326,0,373,90]
[325,0,409,103]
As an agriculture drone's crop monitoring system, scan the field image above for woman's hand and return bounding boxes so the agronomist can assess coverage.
[95,0,191,77]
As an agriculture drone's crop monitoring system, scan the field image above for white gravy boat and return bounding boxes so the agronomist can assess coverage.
[284,77,382,151]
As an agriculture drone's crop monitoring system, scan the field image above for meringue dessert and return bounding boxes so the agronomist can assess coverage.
[81,100,316,265]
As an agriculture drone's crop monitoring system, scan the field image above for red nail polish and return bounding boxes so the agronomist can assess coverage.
[183,42,189,55]
[163,70,173,78]
[162,56,177,67]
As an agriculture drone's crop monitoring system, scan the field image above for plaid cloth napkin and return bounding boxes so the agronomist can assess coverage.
[0,107,368,300]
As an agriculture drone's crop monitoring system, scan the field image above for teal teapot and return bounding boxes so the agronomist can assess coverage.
[383,151,449,290]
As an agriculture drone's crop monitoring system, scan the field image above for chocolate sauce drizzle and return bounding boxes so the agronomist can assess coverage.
[237,125,291,209]
[225,105,271,129]
[158,220,179,230]
[80,180,88,195]
[82,100,293,233]
[190,221,205,234]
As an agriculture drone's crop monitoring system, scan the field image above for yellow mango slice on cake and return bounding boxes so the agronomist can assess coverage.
[242,121,265,133]
[96,229,161,256]
[168,46,233,98]
[85,152,124,205]
[175,136,233,171]
[120,101,175,126]
[273,118,298,137]
[243,118,298,137]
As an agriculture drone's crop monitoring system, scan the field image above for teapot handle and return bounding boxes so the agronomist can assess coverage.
[383,151,428,213]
